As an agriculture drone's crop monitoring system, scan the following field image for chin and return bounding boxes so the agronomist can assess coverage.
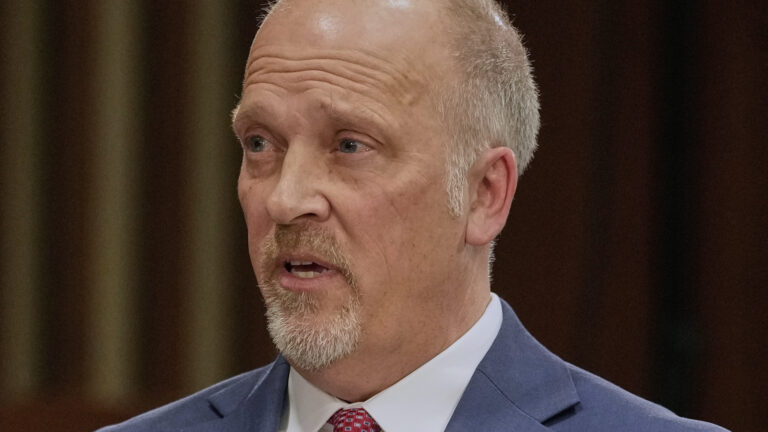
[262,278,362,371]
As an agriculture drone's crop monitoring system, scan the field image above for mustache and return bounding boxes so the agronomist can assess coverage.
[260,223,355,285]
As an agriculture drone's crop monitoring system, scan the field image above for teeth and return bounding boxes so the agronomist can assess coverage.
[293,271,320,279]
[285,259,328,279]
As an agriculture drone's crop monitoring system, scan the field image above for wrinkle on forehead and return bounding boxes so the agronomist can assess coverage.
[249,0,451,99]
[244,45,429,110]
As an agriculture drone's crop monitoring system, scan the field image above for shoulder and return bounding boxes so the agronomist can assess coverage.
[95,365,273,432]
[551,363,729,432]
[487,297,729,431]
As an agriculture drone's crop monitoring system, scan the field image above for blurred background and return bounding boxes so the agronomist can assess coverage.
[1,1,765,431]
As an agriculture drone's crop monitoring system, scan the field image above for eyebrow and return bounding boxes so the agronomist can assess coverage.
[230,101,277,136]
[231,97,392,143]
[325,101,388,132]
[230,104,241,133]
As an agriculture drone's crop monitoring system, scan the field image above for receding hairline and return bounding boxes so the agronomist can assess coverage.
[245,0,539,177]
[235,0,464,125]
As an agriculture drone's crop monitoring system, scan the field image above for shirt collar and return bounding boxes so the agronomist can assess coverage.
[283,293,503,432]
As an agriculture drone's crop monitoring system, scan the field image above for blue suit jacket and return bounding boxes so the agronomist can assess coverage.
[99,299,728,431]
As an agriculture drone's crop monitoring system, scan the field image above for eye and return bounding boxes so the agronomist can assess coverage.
[245,135,268,153]
[338,138,370,154]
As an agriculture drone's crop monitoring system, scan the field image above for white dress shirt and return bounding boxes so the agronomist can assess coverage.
[279,293,503,432]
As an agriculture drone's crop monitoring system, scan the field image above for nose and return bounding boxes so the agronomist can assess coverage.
[266,145,331,225]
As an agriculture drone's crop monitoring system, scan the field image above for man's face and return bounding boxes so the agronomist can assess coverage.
[233,0,471,370]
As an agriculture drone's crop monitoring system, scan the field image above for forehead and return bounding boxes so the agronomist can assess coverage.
[247,0,453,89]
[242,44,424,112]
[236,0,455,132]
[255,0,448,51]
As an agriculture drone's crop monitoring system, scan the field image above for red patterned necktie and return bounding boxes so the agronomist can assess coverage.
[329,407,382,432]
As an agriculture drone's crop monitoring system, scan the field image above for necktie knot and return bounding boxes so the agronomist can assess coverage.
[329,407,382,432]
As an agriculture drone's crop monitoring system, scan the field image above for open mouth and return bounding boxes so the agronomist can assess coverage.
[284,260,331,279]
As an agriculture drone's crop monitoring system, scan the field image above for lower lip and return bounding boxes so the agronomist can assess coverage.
[277,266,341,292]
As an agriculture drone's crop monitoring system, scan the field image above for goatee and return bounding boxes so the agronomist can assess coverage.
[258,224,361,371]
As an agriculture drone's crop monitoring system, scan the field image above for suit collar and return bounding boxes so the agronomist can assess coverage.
[182,356,290,432]
[447,298,579,430]
[185,299,578,431]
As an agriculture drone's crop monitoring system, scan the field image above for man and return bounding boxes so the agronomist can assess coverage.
[100,0,727,431]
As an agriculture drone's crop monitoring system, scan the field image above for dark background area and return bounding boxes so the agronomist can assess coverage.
[1,1,765,431]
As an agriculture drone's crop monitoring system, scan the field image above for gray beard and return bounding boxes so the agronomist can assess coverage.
[258,223,361,371]
[261,278,361,371]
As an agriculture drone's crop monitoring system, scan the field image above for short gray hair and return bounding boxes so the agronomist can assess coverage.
[438,0,540,215]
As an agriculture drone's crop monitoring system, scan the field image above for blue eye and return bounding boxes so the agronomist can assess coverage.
[339,138,365,153]
[246,135,267,152]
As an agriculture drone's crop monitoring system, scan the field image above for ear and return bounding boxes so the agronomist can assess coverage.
[465,147,518,246]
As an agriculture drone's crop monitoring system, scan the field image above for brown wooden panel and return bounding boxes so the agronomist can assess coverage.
[40,0,97,395]
[693,2,767,430]
[496,1,599,363]
[573,1,662,398]
[135,0,192,395]
[1,397,164,432]
[495,2,661,398]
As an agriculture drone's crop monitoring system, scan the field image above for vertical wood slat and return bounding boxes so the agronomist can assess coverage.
[0,0,44,398]
[575,0,661,398]
[85,0,142,403]
[183,0,238,392]
[694,3,768,430]
[137,0,191,395]
[42,0,96,394]
[495,0,597,360]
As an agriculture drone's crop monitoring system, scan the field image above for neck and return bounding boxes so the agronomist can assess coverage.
[294,271,491,402]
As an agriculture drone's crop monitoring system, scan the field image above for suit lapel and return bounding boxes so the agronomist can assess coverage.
[445,369,550,432]
[447,299,580,431]
[180,356,290,432]
[176,300,577,432]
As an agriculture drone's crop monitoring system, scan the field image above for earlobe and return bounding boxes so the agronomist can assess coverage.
[465,147,518,246]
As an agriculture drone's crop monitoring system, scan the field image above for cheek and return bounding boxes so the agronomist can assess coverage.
[347,176,453,276]
[238,179,272,250]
